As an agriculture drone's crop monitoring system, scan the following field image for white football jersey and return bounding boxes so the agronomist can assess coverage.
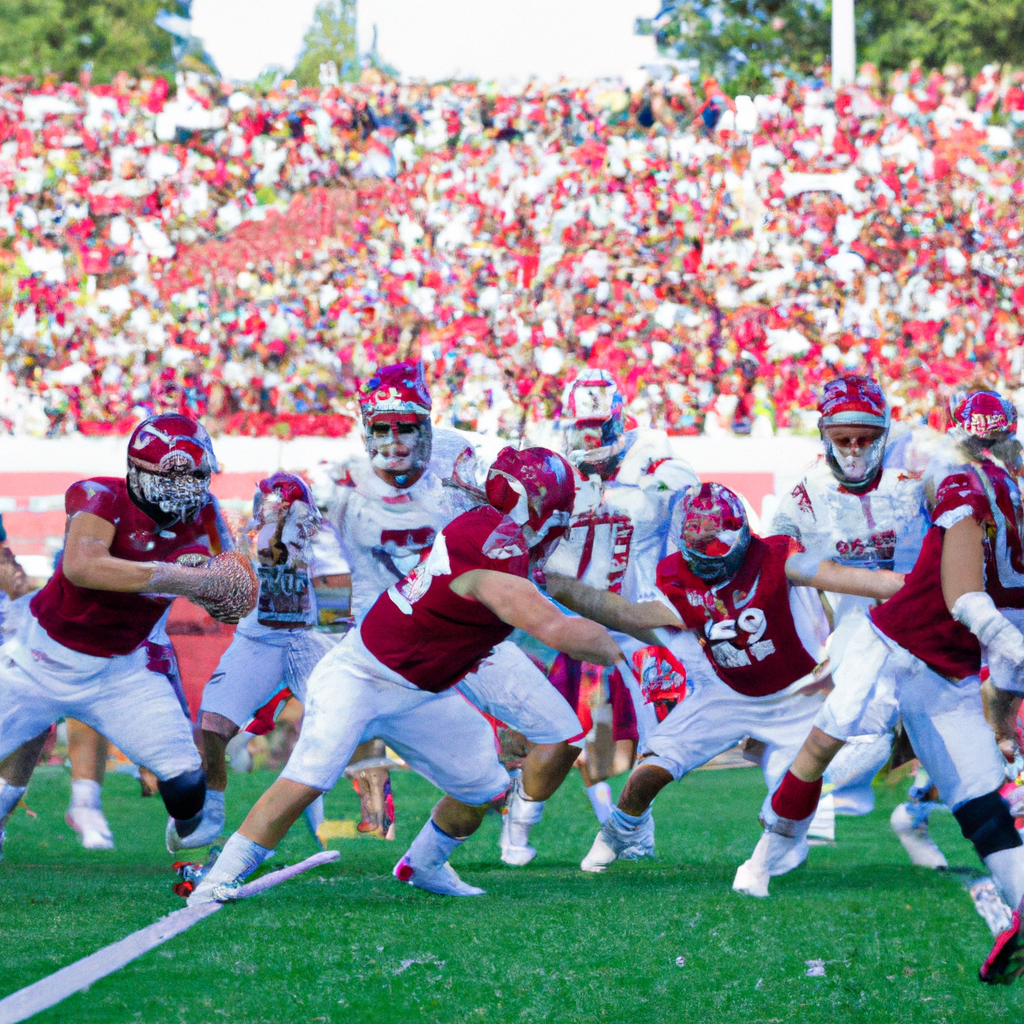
[327,429,483,624]
[769,435,931,623]
[545,429,699,602]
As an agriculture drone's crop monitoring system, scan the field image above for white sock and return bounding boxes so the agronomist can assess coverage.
[0,781,27,819]
[610,805,649,831]
[204,789,225,814]
[407,818,463,869]
[203,832,274,887]
[509,788,545,847]
[586,782,614,824]
[985,847,1024,909]
[70,778,102,810]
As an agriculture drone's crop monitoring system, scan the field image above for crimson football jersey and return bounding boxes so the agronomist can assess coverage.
[31,477,231,657]
[360,505,530,692]
[656,535,823,697]
[871,459,1024,679]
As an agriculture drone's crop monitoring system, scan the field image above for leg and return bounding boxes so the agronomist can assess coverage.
[199,635,290,794]
[618,763,674,816]
[65,719,114,850]
[0,651,67,857]
[347,737,396,839]
[581,660,744,874]
[188,636,381,903]
[80,656,207,849]
[0,731,48,859]
[384,686,509,896]
[456,642,582,865]
[895,662,1024,983]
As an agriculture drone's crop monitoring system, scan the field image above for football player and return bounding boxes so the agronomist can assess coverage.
[0,415,256,851]
[187,447,672,901]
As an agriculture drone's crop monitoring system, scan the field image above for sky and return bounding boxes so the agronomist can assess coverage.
[190,0,659,83]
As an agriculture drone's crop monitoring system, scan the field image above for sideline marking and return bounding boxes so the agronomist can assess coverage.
[0,850,341,1024]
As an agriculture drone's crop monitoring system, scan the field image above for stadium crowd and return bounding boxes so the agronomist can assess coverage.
[1,61,1023,439]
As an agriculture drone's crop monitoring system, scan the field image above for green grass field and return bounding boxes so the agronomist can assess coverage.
[2,765,1023,1024]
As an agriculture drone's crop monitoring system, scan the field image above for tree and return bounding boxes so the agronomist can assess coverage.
[650,0,830,91]
[0,0,173,81]
[650,0,1024,87]
[291,0,358,88]
[856,0,1024,77]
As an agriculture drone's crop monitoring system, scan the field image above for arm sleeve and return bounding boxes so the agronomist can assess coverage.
[933,470,990,530]
[65,480,120,522]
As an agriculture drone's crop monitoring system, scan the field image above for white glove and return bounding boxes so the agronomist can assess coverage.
[952,592,1024,666]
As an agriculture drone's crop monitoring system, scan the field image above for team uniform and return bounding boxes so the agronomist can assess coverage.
[638,535,831,824]
[770,431,936,841]
[279,506,520,807]
[852,459,1024,807]
[199,479,338,733]
[0,477,229,785]
[580,482,836,874]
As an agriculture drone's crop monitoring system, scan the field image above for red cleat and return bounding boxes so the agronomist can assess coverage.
[980,902,1024,984]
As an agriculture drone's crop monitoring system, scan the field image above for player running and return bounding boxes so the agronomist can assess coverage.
[766,375,947,866]
[0,414,257,851]
[187,447,669,902]
[554,482,903,875]
[735,391,1024,983]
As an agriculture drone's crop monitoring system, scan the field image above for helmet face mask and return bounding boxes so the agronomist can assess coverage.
[126,414,216,524]
[817,376,890,493]
[680,483,750,583]
[821,424,887,488]
[364,414,433,487]
[358,363,434,489]
[562,371,626,478]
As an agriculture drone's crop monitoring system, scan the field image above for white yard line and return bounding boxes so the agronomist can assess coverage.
[0,850,340,1024]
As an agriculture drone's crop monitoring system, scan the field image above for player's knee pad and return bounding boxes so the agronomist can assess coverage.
[158,767,206,823]
[953,790,1022,859]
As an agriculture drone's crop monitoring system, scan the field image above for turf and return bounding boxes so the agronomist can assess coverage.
[1,766,1022,1024]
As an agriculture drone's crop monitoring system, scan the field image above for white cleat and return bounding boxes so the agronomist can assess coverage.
[807,792,836,845]
[65,806,115,851]
[890,803,948,869]
[187,878,241,907]
[499,777,542,866]
[166,790,226,853]
[499,815,536,866]
[733,828,810,898]
[580,813,655,873]
[733,831,772,897]
[393,855,485,896]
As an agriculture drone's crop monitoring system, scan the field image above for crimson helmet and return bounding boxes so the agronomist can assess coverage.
[817,375,890,493]
[679,482,750,583]
[252,471,321,531]
[949,390,1017,444]
[486,446,575,555]
[358,361,432,425]
[127,414,216,522]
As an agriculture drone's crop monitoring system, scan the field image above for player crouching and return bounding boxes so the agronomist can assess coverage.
[555,483,903,876]
[0,415,257,852]
[188,447,668,902]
